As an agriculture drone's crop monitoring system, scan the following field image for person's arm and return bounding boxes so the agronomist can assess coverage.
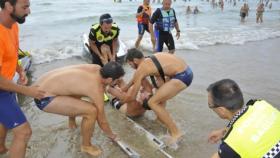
[208,127,228,144]
[90,87,116,140]
[111,39,118,62]
[122,69,145,103]
[173,9,180,40]
[136,6,144,18]
[88,30,105,62]
[16,62,28,85]
[0,73,45,99]
[107,86,126,101]
[141,78,153,93]
[149,9,160,52]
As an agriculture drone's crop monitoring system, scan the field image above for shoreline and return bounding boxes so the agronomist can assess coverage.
[4,37,279,158]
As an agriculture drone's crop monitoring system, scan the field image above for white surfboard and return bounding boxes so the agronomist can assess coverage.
[82,33,127,64]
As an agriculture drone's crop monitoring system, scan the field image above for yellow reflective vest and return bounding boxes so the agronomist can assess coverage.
[90,23,119,43]
[224,100,280,158]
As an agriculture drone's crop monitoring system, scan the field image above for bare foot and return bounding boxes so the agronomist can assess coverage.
[166,131,184,147]
[0,146,8,154]
[81,145,102,156]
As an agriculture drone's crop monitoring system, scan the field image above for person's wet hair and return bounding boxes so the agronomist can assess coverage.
[125,48,144,62]
[99,13,113,25]
[207,79,244,111]
[0,0,17,9]
[100,61,125,80]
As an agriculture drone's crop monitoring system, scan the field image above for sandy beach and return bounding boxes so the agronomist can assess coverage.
[2,37,279,158]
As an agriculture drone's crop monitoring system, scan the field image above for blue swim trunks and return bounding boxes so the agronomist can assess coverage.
[34,96,55,110]
[172,67,193,87]
[0,90,27,129]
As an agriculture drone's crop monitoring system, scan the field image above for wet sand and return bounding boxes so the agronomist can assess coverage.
[2,38,280,158]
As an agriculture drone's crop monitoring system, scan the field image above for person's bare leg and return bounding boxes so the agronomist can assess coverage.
[43,96,101,156]
[68,116,77,129]
[148,80,186,144]
[135,35,143,48]
[80,107,101,156]
[9,122,32,158]
[0,124,8,154]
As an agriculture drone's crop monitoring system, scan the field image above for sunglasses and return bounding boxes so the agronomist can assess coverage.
[101,18,113,24]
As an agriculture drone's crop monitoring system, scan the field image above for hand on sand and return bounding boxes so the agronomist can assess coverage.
[81,145,102,156]
[208,128,226,144]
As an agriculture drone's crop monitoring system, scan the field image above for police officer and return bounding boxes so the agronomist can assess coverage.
[207,79,280,158]
[88,13,120,66]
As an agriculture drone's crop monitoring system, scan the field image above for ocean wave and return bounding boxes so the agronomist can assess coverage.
[131,28,280,51]
[30,45,83,64]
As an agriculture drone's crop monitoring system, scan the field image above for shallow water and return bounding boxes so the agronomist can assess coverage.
[20,0,280,63]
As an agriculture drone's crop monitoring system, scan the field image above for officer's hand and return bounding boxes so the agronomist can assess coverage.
[207,128,226,144]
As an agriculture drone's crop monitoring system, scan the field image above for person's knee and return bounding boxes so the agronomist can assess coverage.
[147,97,160,109]
[84,106,97,119]
[13,125,32,142]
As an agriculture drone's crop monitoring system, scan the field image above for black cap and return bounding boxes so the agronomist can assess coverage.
[99,13,113,24]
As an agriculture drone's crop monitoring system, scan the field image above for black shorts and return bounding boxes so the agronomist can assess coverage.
[155,30,175,52]
[240,12,246,18]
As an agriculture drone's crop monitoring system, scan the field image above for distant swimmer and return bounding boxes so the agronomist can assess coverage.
[268,2,272,9]
[121,48,193,145]
[135,0,156,51]
[256,3,265,23]
[193,6,200,14]
[88,14,120,66]
[240,3,249,22]
[186,5,192,14]
[207,79,280,158]
[0,0,45,157]
[150,0,181,54]
[32,62,125,156]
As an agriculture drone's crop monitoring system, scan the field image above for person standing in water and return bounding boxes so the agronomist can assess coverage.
[149,0,181,54]
[256,3,265,23]
[135,0,156,51]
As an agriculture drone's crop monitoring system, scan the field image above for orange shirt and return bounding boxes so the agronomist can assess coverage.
[0,23,19,80]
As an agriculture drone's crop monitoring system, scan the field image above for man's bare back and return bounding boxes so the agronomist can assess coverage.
[34,64,104,97]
